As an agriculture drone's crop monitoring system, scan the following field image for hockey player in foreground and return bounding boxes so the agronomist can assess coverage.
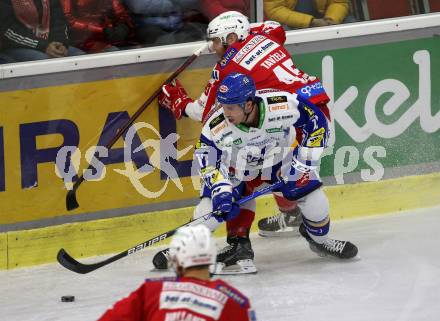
[99,225,256,321]
[157,11,330,252]
[190,72,357,275]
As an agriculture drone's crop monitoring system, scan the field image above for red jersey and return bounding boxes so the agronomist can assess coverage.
[184,21,329,123]
[98,276,256,321]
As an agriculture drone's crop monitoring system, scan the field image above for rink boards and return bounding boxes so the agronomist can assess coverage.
[1,172,440,270]
[1,25,440,269]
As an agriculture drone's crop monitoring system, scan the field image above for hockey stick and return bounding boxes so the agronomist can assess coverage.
[66,42,210,211]
[57,180,283,274]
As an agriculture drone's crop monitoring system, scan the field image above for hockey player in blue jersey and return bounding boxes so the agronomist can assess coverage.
[193,72,358,274]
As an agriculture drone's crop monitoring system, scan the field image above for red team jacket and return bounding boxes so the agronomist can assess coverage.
[99,276,256,321]
[200,21,330,123]
[61,0,134,52]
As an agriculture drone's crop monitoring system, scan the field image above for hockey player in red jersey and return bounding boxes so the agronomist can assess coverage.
[159,11,330,123]
[98,225,256,321]
[154,11,331,269]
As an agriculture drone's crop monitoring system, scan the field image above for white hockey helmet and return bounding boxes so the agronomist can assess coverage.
[207,11,250,44]
[169,225,217,269]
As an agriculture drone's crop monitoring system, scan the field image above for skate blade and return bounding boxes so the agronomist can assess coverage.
[211,259,258,275]
[258,228,300,238]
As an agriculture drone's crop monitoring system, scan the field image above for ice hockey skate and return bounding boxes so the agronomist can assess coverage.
[299,223,358,259]
[258,207,303,237]
[211,236,257,275]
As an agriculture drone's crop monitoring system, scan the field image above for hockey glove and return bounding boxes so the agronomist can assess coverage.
[206,169,240,223]
[279,155,322,201]
[158,79,193,120]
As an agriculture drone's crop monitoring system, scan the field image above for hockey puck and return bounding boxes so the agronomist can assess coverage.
[61,295,75,302]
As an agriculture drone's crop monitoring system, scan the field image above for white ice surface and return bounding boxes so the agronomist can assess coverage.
[1,206,440,321]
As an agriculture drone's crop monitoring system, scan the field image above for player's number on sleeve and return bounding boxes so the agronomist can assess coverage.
[273,59,306,85]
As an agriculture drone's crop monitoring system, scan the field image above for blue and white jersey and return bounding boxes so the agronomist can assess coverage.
[195,89,328,184]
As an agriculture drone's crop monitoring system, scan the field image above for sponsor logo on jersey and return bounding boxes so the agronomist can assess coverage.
[239,39,279,71]
[296,82,325,98]
[268,114,294,122]
[233,35,266,63]
[269,104,288,112]
[219,47,238,68]
[248,138,271,147]
[257,88,282,94]
[219,130,233,140]
[160,283,227,319]
[165,311,206,321]
[260,49,287,69]
[163,282,228,303]
[311,127,325,137]
[302,105,315,117]
[211,120,227,135]
[144,276,177,283]
[202,102,223,125]
[266,126,283,133]
[216,284,248,307]
[233,38,280,71]
[209,114,225,129]
[233,138,242,145]
[267,96,287,104]
[306,133,324,147]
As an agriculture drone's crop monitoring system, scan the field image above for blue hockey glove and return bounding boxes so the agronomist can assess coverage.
[212,192,240,223]
[280,156,322,201]
[204,168,240,223]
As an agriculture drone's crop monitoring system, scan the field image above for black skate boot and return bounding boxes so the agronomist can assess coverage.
[152,248,170,270]
[258,207,303,237]
[299,224,358,259]
[211,236,257,275]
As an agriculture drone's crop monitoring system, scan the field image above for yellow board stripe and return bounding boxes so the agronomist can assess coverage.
[0,234,7,270]
[1,172,440,270]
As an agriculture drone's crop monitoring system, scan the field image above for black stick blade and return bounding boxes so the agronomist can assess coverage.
[57,248,126,274]
[66,189,79,211]
[57,249,92,274]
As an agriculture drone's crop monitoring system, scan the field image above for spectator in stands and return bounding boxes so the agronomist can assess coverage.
[0,0,84,62]
[264,0,354,29]
[61,0,137,53]
[199,0,250,21]
[124,0,207,46]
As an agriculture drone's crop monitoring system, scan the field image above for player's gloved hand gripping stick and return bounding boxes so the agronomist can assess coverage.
[58,180,283,274]
[66,42,210,211]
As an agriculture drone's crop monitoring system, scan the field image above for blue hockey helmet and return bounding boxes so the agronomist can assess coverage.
[217,73,256,106]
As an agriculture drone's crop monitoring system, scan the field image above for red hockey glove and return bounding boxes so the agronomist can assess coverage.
[158,79,193,120]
